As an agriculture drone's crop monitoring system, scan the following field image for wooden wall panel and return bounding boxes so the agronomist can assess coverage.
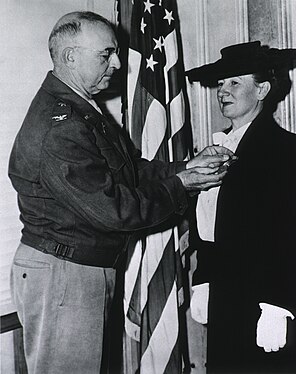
[248,0,296,133]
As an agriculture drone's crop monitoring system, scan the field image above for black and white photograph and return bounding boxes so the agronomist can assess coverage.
[1,1,296,373]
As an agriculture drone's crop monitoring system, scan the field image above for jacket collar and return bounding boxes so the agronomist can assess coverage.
[41,71,132,162]
[234,109,276,157]
[41,71,105,128]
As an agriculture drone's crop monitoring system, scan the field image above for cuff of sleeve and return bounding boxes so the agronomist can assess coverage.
[192,283,209,292]
[161,175,188,215]
[175,161,187,174]
[259,302,295,319]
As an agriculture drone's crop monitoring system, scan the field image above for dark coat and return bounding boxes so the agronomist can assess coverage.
[193,110,296,373]
[9,72,187,268]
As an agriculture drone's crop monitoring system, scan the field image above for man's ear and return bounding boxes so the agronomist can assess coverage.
[257,81,271,101]
[61,47,76,68]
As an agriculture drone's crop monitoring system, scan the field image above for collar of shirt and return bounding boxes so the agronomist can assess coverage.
[213,122,251,152]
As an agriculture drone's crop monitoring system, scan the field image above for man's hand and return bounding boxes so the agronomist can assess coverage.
[256,303,295,352]
[178,145,237,192]
[186,145,236,169]
[177,165,226,191]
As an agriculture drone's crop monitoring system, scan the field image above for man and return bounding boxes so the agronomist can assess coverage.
[9,11,233,374]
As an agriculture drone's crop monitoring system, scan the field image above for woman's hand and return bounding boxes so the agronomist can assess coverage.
[190,283,209,324]
[256,303,294,352]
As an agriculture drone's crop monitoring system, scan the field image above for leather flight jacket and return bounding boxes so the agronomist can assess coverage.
[9,72,188,267]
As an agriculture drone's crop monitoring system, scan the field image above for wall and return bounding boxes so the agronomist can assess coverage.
[248,0,296,132]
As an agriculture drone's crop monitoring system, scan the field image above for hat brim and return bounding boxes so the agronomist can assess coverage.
[186,48,296,85]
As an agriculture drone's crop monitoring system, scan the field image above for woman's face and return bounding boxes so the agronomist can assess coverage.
[217,74,263,124]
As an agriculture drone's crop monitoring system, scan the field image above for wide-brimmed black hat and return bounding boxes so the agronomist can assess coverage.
[185,41,296,84]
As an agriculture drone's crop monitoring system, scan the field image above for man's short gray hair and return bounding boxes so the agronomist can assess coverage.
[48,11,112,63]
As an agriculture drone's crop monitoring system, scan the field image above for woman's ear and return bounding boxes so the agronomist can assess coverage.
[257,81,271,101]
[61,47,76,68]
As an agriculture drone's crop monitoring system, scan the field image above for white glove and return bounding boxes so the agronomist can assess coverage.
[190,283,209,324]
[256,302,295,352]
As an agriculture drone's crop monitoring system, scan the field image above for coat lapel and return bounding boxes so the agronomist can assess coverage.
[214,110,277,241]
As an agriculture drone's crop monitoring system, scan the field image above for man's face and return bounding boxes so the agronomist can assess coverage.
[73,23,121,97]
[217,74,261,122]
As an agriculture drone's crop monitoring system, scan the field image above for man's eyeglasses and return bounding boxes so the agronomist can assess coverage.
[73,46,120,63]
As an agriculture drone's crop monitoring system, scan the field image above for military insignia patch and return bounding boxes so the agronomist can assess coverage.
[52,114,68,122]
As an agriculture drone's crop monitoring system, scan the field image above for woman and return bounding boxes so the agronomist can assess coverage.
[186,41,296,373]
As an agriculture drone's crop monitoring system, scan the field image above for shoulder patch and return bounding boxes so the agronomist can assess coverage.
[52,100,72,123]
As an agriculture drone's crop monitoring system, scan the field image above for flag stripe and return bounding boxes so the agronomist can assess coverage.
[140,233,176,352]
[127,49,142,131]
[140,282,179,374]
[163,339,181,374]
[166,63,184,104]
[141,98,167,160]
[170,92,185,137]
[124,240,143,314]
[164,30,178,71]
[131,82,151,150]
[140,229,172,311]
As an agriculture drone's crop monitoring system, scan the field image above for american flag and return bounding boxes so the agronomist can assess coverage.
[123,0,190,372]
